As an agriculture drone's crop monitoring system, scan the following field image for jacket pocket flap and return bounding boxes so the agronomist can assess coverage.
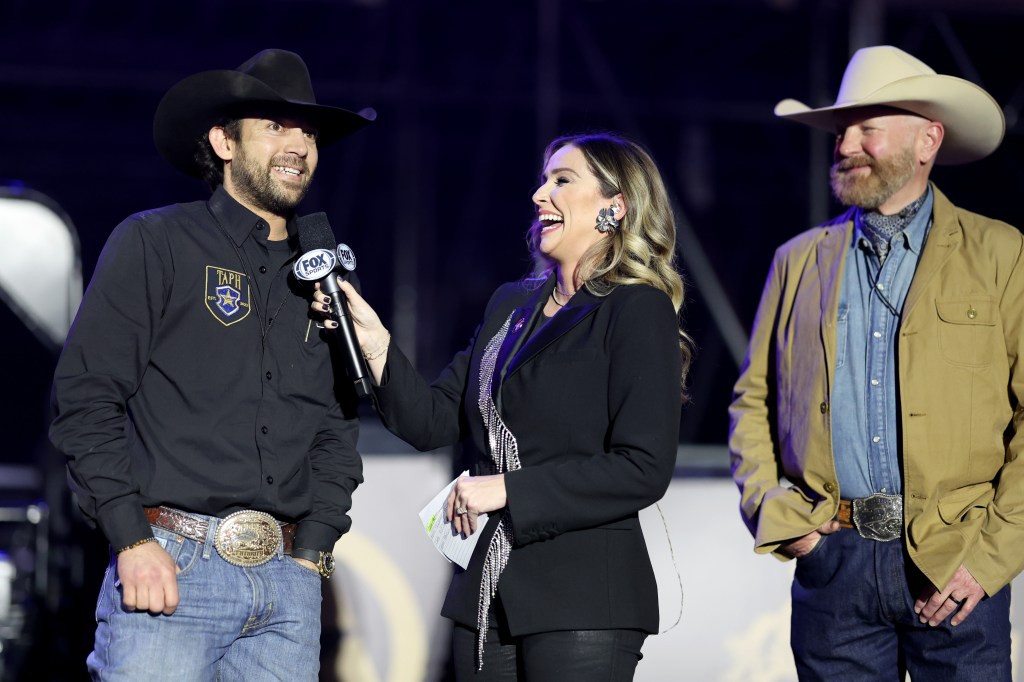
[937,484,994,524]
[935,297,995,326]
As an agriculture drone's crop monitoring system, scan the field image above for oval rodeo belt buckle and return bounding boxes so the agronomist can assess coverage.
[214,510,283,567]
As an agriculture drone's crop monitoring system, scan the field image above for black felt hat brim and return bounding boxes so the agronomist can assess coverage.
[153,62,375,178]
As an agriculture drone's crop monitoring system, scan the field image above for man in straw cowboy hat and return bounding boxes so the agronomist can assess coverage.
[50,49,373,680]
[730,45,1021,679]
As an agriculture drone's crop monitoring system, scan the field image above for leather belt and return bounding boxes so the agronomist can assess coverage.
[836,500,856,528]
[144,506,298,565]
[836,493,902,542]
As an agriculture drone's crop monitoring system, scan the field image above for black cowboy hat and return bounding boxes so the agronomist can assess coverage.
[153,49,376,177]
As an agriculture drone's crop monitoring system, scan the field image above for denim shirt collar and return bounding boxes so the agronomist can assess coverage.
[852,185,934,257]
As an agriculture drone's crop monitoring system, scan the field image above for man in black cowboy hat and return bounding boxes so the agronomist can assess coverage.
[50,49,373,680]
[731,45,1023,679]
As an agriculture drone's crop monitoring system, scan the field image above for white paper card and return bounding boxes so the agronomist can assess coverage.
[418,470,488,569]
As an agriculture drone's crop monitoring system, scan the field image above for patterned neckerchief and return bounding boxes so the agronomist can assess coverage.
[859,191,928,262]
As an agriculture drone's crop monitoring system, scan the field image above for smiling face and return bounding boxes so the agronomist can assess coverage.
[829,108,940,213]
[531,145,620,272]
[218,116,319,220]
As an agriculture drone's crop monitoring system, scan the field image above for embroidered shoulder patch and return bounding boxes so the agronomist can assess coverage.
[205,266,251,326]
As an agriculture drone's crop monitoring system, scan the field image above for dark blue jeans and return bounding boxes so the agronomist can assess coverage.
[791,527,1011,681]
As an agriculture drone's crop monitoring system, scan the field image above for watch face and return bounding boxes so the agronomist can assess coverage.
[321,552,336,577]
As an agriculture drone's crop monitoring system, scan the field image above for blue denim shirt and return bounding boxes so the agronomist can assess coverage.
[831,188,934,499]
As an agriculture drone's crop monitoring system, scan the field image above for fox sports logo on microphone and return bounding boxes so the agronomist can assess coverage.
[336,244,357,272]
[293,249,337,281]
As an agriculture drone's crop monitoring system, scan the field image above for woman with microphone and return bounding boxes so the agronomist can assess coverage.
[316,133,692,680]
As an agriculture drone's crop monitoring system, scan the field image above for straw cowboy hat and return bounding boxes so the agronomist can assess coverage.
[153,49,375,177]
[775,45,1004,165]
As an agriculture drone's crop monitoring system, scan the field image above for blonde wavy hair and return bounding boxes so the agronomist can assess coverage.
[527,133,694,394]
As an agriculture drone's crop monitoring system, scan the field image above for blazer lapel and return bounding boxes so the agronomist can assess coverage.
[504,290,601,380]
[903,185,962,320]
[816,214,852,386]
[488,278,552,397]
[491,305,538,388]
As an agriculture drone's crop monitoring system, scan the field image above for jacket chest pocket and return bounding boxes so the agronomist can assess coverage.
[935,297,996,367]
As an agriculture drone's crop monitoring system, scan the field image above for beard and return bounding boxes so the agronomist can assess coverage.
[830,146,916,210]
[230,145,313,217]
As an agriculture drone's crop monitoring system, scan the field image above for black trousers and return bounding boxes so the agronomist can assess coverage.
[451,598,647,681]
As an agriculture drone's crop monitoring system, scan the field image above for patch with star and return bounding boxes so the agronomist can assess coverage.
[204,266,251,326]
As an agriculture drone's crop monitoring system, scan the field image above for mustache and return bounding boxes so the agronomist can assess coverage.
[270,155,310,174]
[832,155,875,173]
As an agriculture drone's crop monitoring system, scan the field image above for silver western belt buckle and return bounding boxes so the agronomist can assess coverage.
[851,492,903,542]
[214,510,282,567]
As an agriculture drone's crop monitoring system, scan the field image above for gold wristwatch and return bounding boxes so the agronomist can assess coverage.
[291,548,335,578]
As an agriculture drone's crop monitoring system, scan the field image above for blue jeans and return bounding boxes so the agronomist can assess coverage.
[88,519,323,681]
[791,527,1011,681]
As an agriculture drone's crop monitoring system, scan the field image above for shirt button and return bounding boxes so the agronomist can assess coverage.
[261,426,269,434]
[872,435,881,443]
[259,265,268,274]
[266,476,274,485]
[819,402,828,414]
[266,371,272,380]
[873,331,882,339]
[257,222,266,231]
[870,379,879,386]
[876,283,885,291]
[824,482,835,493]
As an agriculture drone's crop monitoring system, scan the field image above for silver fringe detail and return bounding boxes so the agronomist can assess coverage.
[475,313,522,669]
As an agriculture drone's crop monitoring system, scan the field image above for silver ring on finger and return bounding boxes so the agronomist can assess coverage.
[455,506,468,516]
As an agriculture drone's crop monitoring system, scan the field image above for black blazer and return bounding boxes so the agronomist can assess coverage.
[374,274,682,636]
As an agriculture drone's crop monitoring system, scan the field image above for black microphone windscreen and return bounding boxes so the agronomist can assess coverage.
[296,212,337,253]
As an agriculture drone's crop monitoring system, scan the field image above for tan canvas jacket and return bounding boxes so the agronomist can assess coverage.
[729,185,1024,595]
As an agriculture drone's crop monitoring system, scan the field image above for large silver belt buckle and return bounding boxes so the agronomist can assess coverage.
[851,493,903,542]
[214,510,282,567]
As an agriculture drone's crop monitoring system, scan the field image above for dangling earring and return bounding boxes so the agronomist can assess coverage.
[595,201,620,233]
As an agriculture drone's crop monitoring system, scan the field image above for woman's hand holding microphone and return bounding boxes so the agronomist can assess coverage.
[313,277,391,383]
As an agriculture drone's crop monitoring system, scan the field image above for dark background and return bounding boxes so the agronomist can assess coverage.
[2,0,1024,679]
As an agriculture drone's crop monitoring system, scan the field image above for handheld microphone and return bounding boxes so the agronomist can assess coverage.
[293,213,372,398]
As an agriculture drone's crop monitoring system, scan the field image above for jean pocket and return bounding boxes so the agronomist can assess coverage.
[287,555,323,579]
[151,526,202,576]
[797,533,830,563]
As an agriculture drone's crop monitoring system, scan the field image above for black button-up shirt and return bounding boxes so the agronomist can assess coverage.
[50,187,362,553]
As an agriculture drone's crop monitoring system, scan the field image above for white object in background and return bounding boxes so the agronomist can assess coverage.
[0,189,82,349]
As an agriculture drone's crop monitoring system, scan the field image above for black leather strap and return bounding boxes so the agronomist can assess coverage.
[290,547,321,564]
[291,547,334,578]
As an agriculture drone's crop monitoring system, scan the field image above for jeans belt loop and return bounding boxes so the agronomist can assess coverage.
[202,515,218,560]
